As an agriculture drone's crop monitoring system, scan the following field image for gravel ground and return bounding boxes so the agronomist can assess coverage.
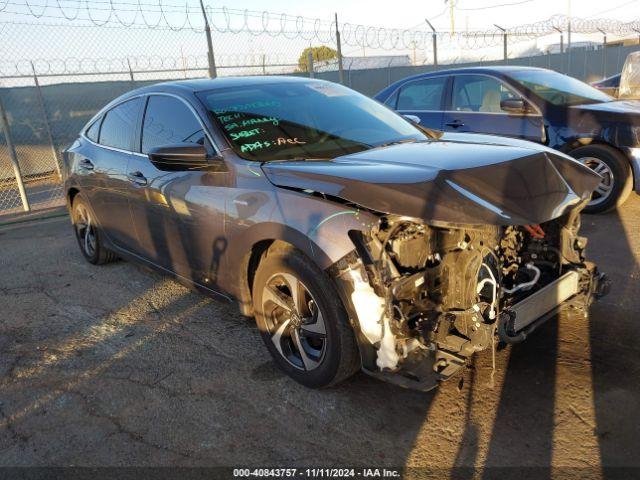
[0,196,639,476]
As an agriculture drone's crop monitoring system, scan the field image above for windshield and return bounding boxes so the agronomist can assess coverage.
[509,70,612,106]
[197,81,426,161]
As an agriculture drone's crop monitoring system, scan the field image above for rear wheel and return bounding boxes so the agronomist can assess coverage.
[570,145,633,214]
[71,195,117,265]
[252,246,360,388]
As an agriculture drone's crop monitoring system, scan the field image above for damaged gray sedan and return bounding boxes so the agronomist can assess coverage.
[64,76,608,391]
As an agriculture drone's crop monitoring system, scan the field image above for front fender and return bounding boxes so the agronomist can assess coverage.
[225,187,379,312]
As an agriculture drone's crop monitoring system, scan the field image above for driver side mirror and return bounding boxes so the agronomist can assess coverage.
[403,114,421,124]
[147,143,223,171]
[500,98,529,114]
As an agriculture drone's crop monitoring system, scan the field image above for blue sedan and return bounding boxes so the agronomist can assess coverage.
[375,66,640,213]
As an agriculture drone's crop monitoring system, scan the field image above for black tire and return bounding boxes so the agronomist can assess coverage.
[71,194,118,265]
[570,145,633,214]
[252,245,360,388]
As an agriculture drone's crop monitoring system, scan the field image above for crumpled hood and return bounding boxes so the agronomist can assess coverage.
[262,140,601,226]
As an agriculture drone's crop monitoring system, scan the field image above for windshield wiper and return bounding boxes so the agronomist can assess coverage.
[415,124,444,140]
[374,138,421,149]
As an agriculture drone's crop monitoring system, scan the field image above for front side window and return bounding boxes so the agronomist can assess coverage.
[141,95,205,153]
[509,69,612,106]
[384,89,399,109]
[397,77,447,111]
[198,81,426,162]
[99,98,142,150]
[452,75,519,113]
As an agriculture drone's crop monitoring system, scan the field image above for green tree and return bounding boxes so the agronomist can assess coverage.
[297,46,338,72]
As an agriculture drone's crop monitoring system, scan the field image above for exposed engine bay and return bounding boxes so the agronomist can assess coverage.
[332,202,609,391]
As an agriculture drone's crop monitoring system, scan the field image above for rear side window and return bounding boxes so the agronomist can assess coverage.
[397,77,447,111]
[99,98,142,151]
[85,118,101,142]
[141,95,204,154]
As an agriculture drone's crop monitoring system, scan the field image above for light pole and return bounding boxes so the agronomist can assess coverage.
[445,0,455,35]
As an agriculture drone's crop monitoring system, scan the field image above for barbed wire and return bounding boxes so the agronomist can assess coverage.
[0,0,639,50]
[0,53,301,77]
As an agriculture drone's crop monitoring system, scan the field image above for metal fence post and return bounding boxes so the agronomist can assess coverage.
[0,94,30,212]
[504,32,508,60]
[494,24,507,61]
[307,50,314,78]
[200,0,217,79]
[425,19,437,67]
[31,61,61,179]
[567,19,572,74]
[126,58,135,86]
[335,13,344,84]
[598,29,607,78]
[553,27,564,54]
[262,54,266,75]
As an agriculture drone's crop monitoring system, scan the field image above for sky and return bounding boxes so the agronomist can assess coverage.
[224,0,639,32]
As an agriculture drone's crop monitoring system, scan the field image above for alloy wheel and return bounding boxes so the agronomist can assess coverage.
[75,204,97,257]
[261,273,327,371]
[579,156,614,207]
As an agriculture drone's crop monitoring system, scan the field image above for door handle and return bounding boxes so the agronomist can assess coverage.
[128,171,148,186]
[79,159,94,170]
[445,120,465,128]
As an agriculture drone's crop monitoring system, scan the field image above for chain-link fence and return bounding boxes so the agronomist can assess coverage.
[0,0,639,216]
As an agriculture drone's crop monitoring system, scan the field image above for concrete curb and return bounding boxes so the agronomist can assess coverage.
[0,206,68,227]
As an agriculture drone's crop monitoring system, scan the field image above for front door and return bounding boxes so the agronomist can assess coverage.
[443,74,544,143]
[126,94,228,287]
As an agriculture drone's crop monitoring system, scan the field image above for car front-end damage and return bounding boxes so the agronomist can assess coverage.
[329,205,608,391]
[262,139,609,391]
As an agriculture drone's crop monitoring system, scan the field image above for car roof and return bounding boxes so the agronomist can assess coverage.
[123,75,321,98]
[396,65,548,77]
[373,65,552,100]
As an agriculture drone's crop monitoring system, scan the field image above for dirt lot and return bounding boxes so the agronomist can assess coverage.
[0,197,639,476]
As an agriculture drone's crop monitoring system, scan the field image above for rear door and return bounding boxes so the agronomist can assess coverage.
[85,97,143,250]
[443,74,544,142]
[392,75,448,130]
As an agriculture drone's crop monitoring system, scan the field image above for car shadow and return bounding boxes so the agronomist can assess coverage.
[583,206,640,477]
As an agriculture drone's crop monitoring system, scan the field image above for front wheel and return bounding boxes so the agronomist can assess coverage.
[570,145,633,214]
[252,246,360,388]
